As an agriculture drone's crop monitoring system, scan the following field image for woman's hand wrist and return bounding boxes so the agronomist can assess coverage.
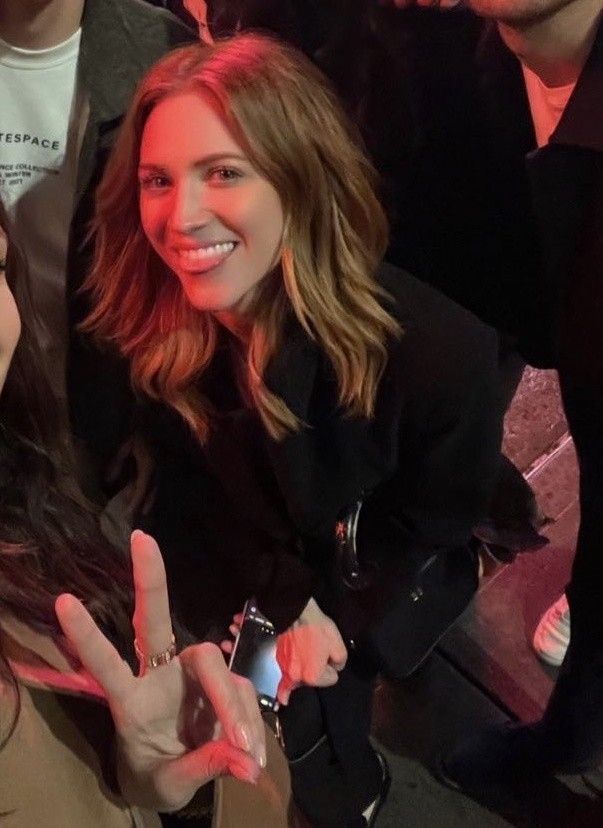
[298,597,326,625]
[276,598,348,706]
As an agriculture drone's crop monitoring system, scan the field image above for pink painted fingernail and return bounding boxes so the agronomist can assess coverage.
[233,760,259,784]
[236,723,252,752]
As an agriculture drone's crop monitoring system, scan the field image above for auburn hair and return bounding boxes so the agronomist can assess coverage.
[84,34,400,441]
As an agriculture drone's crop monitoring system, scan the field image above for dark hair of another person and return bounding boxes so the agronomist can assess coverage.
[0,200,134,746]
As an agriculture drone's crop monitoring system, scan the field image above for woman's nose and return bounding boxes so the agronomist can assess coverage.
[169,181,211,234]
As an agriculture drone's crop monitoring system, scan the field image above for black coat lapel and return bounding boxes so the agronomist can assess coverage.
[263,315,400,538]
[551,17,603,152]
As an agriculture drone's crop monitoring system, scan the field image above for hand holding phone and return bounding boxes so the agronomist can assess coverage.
[228,598,348,709]
[275,598,348,706]
[228,599,282,712]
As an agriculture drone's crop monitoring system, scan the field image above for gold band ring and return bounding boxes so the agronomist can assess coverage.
[134,634,177,669]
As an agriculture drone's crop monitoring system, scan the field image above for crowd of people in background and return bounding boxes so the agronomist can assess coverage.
[0,0,601,826]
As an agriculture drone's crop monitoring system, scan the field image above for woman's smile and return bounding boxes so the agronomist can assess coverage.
[172,240,238,274]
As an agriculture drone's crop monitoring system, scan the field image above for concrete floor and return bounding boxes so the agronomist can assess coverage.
[369,368,603,827]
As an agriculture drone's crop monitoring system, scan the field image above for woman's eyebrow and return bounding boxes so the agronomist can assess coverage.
[138,153,248,172]
[138,163,167,173]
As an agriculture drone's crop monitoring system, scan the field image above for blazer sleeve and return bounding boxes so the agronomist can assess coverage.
[384,318,504,550]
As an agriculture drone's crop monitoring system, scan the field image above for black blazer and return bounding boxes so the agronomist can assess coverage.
[142,264,503,635]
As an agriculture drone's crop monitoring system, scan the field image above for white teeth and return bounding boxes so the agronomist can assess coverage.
[179,242,235,262]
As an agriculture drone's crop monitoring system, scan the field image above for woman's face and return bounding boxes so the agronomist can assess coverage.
[138,93,285,323]
[0,223,21,395]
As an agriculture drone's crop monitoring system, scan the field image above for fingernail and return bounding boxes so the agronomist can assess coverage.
[259,752,267,769]
[236,723,252,752]
[238,761,260,784]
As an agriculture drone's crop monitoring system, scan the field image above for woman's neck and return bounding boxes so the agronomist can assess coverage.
[0,0,84,49]
[214,310,253,344]
[498,1,601,86]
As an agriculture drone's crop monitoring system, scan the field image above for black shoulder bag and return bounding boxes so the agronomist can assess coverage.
[333,498,479,680]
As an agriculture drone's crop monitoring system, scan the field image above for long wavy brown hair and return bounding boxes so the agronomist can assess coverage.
[84,34,400,442]
[0,201,134,745]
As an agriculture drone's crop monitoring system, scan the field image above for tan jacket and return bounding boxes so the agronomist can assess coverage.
[0,618,292,828]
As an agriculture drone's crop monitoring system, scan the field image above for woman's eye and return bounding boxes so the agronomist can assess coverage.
[207,167,243,184]
[139,174,170,190]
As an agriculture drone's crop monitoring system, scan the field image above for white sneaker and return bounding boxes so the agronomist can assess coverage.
[532,594,571,667]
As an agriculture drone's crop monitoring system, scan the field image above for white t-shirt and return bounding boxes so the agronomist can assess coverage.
[522,63,575,148]
[0,29,85,401]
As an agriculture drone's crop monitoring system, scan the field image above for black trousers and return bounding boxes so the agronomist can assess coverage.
[278,651,382,826]
[478,337,545,554]
[539,377,603,770]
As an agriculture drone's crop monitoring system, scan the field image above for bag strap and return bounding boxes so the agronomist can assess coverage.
[335,498,375,590]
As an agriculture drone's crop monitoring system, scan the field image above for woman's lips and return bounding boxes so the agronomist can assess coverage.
[174,241,237,274]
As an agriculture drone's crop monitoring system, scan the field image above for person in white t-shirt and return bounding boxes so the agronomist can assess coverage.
[0,0,193,508]
[0,8,84,404]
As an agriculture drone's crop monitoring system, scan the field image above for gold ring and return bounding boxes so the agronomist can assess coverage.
[134,634,177,669]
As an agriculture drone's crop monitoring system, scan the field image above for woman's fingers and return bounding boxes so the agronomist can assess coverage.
[159,739,260,810]
[200,739,260,784]
[232,673,266,767]
[130,531,174,671]
[275,630,303,705]
[276,673,298,707]
[326,624,348,672]
[220,639,234,655]
[55,593,133,703]
[315,664,339,687]
[275,622,347,703]
[180,643,264,763]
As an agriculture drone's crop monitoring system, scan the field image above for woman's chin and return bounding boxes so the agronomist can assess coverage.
[183,287,242,315]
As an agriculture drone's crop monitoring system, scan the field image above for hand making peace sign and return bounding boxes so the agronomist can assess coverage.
[55,530,266,813]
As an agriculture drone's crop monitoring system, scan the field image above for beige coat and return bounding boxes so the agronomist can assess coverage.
[0,618,292,827]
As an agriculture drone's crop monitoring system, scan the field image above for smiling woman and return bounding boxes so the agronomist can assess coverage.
[138,92,285,325]
[83,34,503,827]
[84,36,395,451]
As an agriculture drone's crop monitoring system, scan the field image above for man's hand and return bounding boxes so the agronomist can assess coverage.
[183,0,214,43]
[56,531,266,812]
[275,598,348,706]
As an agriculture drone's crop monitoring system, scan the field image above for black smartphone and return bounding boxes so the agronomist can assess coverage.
[228,598,282,712]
